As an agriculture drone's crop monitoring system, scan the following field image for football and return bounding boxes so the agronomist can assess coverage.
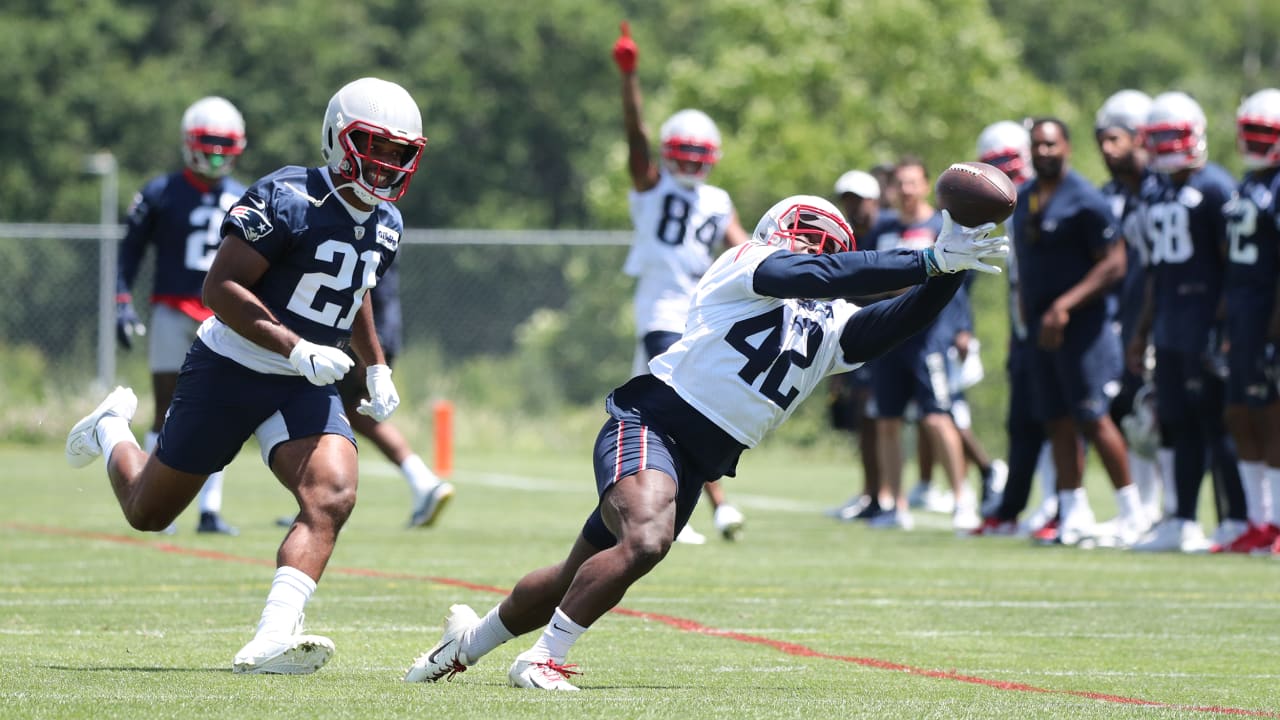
[934,161,1018,227]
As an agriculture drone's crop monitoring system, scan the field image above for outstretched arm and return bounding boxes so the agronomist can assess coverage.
[614,21,658,191]
[753,248,931,300]
[838,273,966,364]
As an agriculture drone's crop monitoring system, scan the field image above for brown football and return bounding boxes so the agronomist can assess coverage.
[934,161,1018,226]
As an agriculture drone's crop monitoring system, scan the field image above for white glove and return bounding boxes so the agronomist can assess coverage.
[357,364,400,422]
[930,209,1009,274]
[288,339,355,386]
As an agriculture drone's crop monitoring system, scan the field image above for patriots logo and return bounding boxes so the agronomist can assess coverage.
[228,204,273,243]
[375,224,400,251]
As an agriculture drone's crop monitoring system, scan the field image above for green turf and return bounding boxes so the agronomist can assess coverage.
[2,442,1278,719]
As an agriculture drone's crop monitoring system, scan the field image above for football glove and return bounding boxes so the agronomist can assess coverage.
[612,21,638,74]
[356,364,400,422]
[929,210,1009,275]
[116,300,146,350]
[288,339,354,386]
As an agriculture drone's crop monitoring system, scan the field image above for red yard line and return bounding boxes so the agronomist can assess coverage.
[6,521,1277,717]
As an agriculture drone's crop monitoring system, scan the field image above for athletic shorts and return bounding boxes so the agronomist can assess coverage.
[148,304,200,373]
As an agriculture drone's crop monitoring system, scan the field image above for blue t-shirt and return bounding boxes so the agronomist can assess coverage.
[220,166,401,348]
[1141,163,1235,352]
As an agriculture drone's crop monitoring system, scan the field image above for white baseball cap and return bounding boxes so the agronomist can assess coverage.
[833,170,881,200]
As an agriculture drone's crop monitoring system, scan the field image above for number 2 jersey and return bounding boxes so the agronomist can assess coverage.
[623,171,736,335]
[197,165,400,375]
[118,170,246,321]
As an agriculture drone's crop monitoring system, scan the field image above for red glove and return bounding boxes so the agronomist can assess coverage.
[612,21,638,74]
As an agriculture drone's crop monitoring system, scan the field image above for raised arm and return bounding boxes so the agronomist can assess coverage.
[613,21,658,191]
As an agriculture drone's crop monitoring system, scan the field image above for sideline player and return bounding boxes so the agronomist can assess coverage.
[612,21,748,542]
[116,96,247,535]
[66,77,426,673]
[404,195,1007,690]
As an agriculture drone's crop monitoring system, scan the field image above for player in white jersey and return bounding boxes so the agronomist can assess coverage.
[612,21,749,543]
[404,194,1007,690]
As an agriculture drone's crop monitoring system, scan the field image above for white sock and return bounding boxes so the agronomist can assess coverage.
[198,472,225,514]
[1057,488,1077,524]
[1157,448,1176,518]
[1239,461,1266,526]
[255,566,315,637]
[527,607,588,663]
[1114,484,1143,523]
[144,430,159,454]
[1037,443,1056,505]
[1267,467,1280,527]
[461,605,516,662]
[97,416,139,467]
[401,454,440,500]
[1129,453,1161,522]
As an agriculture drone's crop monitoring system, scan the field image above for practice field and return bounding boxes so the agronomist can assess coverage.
[2,442,1278,719]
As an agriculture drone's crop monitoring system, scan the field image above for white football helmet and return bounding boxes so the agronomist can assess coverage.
[752,195,854,254]
[1095,89,1152,135]
[320,77,427,204]
[181,96,246,178]
[1237,88,1280,170]
[1120,383,1159,460]
[975,120,1032,184]
[659,109,721,189]
[1143,91,1207,173]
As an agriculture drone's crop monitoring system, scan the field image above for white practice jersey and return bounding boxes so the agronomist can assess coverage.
[624,171,736,335]
[649,243,861,447]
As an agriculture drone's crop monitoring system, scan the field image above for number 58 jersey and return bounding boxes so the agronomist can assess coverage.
[198,165,400,375]
[649,243,860,447]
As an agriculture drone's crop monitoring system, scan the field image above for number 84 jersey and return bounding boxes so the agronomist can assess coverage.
[623,171,735,335]
[649,243,860,448]
[198,165,400,375]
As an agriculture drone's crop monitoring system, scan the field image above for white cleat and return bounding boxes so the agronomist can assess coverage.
[65,386,137,469]
[713,504,745,541]
[232,630,335,675]
[675,524,707,545]
[1131,518,1210,553]
[508,652,581,691]
[409,482,456,528]
[404,604,480,682]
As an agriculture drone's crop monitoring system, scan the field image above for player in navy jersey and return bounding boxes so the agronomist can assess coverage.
[115,96,247,536]
[1012,118,1144,547]
[405,194,1007,690]
[1216,89,1280,553]
[612,21,748,543]
[1128,92,1248,552]
[66,77,427,674]
[1094,91,1165,531]
[827,169,896,521]
[867,156,979,531]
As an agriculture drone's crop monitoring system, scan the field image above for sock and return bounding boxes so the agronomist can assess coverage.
[1114,483,1142,523]
[145,430,159,454]
[97,416,139,467]
[255,566,315,637]
[1239,461,1266,526]
[1157,448,1176,518]
[1267,467,1280,527]
[198,472,225,514]
[401,454,440,500]
[461,605,516,663]
[1129,453,1160,523]
[1036,443,1056,506]
[527,607,588,663]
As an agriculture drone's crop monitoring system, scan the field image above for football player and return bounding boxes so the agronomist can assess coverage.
[66,77,426,674]
[115,96,247,536]
[1128,92,1249,552]
[1094,90,1166,531]
[404,195,1007,690]
[1216,89,1280,553]
[612,21,748,543]
[1011,118,1144,547]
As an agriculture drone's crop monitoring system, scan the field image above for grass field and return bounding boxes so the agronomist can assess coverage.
[2,439,1279,719]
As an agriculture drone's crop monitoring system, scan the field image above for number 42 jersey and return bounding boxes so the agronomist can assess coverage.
[198,165,400,375]
[649,243,860,447]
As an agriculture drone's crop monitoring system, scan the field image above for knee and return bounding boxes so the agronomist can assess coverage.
[124,507,175,533]
[619,529,671,573]
[303,478,358,527]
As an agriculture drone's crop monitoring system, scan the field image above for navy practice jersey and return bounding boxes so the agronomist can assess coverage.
[1101,169,1161,345]
[1012,170,1119,326]
[370,261,403,355]
[1224,168,1280,302]
[199,166,400,375]
[1142,163,1235,352]
[118,170,246,304]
